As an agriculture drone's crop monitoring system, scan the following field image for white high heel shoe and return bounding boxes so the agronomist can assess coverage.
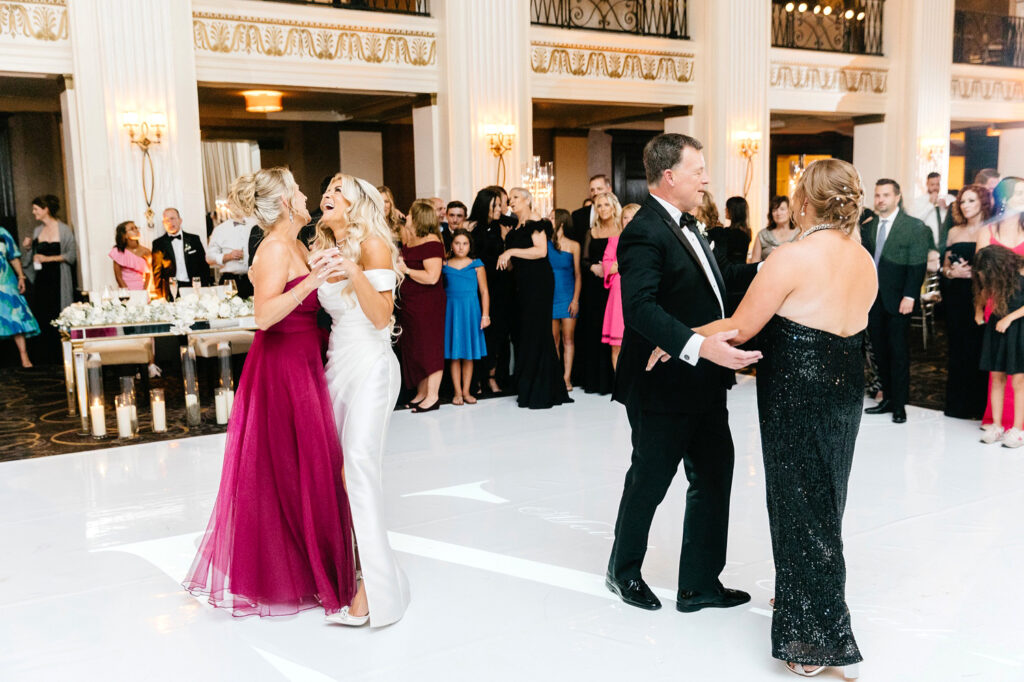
[325,606,369,627]
[785,662,859,679]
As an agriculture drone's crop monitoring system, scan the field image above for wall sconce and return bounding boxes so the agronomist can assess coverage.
[122,112,166,230]
[736,130,761,197]
[921,138,945,164]
[242,90,283,113]
[483,123,516,186]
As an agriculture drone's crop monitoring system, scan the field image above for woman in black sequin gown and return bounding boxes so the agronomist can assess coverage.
[674,160,874,678]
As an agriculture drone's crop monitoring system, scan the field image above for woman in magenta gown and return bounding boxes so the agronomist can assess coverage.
[183,167,357,617]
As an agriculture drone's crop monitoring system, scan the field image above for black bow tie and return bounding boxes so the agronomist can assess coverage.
[679,213,698,232]
[233,221,246,226]
[169,234,182,241]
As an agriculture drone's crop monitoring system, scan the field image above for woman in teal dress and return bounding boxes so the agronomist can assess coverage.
[0,227,40,367]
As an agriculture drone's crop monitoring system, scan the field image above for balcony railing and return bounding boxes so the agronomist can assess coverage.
[259,0,429,15]
[530,0,688,40]
[772,0,884,56]
[954,10,1024,69]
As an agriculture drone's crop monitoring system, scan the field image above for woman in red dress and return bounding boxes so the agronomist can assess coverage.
[397,199,446,412]
[183,167,357,618]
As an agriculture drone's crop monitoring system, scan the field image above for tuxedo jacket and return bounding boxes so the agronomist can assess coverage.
[152,231,211,298]
[613,195,758,414]
[568,206,592,245]
[860,210,932,315]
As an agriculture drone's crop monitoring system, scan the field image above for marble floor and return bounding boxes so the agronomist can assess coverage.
[1,377,1022,682]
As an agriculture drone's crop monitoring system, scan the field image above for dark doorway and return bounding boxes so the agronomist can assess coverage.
[610,129,658,207]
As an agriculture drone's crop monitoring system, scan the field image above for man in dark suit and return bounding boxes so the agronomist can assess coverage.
[568,174,612,244]
[152,208,211,300]
[861,179,933,423]
[606,133,761,613]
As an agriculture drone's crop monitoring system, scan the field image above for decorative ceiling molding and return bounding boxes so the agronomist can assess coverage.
[770,61,887,94]
[530,40,695,83]
[0,0,68,42]
[192,11,435,67]
[951,75,1024,102]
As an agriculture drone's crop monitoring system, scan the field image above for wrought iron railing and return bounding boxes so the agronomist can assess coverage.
[954,10,1024,68]
[771,0,884,56]
[530,0,688,39]
[259,0,429,15]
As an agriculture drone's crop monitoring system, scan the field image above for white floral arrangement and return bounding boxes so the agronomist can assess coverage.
[53,293,254,333]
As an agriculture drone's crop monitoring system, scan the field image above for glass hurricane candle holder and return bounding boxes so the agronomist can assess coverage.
[150,388,167,433]
[87,353,106,438]
[180,344,201,426]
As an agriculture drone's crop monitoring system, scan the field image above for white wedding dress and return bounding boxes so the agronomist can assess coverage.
[319,269,409,627]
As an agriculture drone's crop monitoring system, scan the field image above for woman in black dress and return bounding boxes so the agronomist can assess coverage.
[21,194,77,364]
[672,160,871,678]
[707,196,753,314]
[573,191,620,394]
[497,188,571,410]
[941,184,992,419]
[469,188,514,394]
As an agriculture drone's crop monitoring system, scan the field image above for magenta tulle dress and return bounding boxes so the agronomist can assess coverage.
[183,276,357,617]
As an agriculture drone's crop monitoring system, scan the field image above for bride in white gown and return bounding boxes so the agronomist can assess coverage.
[312,173,410,627]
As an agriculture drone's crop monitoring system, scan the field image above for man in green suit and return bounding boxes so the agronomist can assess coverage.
[861,179,933,424]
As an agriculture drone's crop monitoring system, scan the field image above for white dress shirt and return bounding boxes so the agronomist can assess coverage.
[168,231,189,282]
[207,217,255,275]
[911,194,954,246]
[651,195,724,366]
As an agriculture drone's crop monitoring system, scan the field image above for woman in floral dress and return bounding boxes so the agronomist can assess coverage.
[0,226,40,367]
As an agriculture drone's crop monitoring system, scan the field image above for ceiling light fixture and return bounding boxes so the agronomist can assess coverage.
[242,90,284,113]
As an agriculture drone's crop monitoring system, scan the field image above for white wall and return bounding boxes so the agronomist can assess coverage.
[339,131,384,187]
[998,128,1024,178]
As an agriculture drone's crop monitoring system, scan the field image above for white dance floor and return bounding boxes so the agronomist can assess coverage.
[2,377,1023,681]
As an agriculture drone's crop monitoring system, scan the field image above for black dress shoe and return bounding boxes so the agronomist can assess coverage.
[676,587,751,613]
[605,574,662,610]
[892,407,907,423]
[411,400,440,413]
[864,400,893,415]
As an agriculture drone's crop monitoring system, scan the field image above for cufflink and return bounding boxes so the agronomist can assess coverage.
[683,354,690,361]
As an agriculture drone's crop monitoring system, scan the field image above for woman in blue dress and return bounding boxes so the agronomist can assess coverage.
[548,209,580,391]
[0,227,40,367]
[443,229,489,405]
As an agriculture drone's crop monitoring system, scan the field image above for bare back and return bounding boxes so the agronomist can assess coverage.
[773,230,877,337]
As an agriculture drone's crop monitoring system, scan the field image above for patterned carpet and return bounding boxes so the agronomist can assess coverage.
[0,320,951,463]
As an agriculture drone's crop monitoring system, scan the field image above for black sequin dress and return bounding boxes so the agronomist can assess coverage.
[756,315,863,667]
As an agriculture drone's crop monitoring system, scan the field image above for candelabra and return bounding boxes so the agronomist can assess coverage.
[737,131,761,198]
[521,156,555,219]
[122,112,166,231]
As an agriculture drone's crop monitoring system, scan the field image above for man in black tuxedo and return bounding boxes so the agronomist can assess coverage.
[568,174,612,244]
[151,208,211,300]
[861,179,932,424]
[606,133,761,613]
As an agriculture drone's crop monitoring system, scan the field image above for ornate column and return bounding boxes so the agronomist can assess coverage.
[435,0,532,202]
[885,0,955,202]
[64,0,204,290]
[700,0,770,227]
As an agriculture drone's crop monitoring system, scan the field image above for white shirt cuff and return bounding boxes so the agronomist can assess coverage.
[213,251,225,265]
[902,296,915,303]
[680,333,705,366]
[757,261,764,271]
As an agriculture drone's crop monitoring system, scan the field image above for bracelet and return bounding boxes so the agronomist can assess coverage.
[291,290,302,305]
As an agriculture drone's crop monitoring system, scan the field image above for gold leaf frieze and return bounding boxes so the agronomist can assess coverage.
[530,41,694,83]
[0,0,68,42]
[951,77,1024,102]
[192,12,435,67]
[770,62,887,94]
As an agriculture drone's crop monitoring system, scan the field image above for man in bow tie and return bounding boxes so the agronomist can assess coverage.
[207,214,256,298]
[152,207,211,300]
[606,133,761,615]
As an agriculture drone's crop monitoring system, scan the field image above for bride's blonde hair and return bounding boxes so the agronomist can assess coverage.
[313,173,403,283]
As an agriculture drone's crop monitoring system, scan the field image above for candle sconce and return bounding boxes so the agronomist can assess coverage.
[122,111,166,231]
[483,124,516,187]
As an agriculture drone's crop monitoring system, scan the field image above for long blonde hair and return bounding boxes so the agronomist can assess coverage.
[313,173,404,292]
[590,191,623,231]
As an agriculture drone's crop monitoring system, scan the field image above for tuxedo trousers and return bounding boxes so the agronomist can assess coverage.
[867,300,911,409]
[608,400,735,593]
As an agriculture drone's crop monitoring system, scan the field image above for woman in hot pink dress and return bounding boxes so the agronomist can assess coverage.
[977,177,1024,430]
[183,167,357,618]
[602,203,638,369]
[108,220,151,292]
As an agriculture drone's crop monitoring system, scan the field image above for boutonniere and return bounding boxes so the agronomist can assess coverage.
[696,220,708,239]
[184,245,195,255]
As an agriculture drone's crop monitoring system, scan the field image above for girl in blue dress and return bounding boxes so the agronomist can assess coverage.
[443,230,490,405]
[0,227,40,368]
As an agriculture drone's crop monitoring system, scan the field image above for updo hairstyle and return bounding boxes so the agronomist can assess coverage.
[792,159,864,235]
[228,167,299,231]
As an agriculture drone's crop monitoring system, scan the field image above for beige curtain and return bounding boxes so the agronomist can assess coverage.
[201,140,261,214]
